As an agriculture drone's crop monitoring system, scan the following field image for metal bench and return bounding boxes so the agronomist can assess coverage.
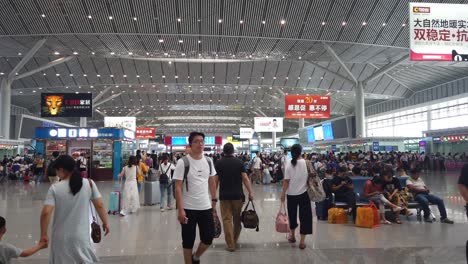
[331,176,436,221]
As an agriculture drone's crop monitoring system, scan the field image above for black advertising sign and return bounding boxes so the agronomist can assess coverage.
[41,93,93,117]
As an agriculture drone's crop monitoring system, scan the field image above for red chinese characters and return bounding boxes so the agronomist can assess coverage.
[284,95,330,119]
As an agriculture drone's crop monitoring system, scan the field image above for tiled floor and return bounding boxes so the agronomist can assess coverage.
[1,171,466,264]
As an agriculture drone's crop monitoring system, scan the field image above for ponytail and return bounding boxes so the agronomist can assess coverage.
[290,144,302,167]
[70,170,83,196]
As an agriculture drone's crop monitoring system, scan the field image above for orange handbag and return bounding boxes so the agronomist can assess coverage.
[328,208,348,224]
[355,207,374,228]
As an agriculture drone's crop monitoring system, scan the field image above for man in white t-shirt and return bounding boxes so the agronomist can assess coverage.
[252,154,263,184]
[174,132,217,264]
[406,168,453,224]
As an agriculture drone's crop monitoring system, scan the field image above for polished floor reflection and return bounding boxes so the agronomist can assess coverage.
[1,171,466,264]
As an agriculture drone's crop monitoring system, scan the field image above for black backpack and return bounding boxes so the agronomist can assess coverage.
[159,165,172,184]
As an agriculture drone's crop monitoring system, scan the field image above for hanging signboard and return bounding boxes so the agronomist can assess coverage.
[240,128,255,139]
[284,95,330,119]
[41,93,93,117]
[135,127,156,139]
[409,3,468,61]
[254,117,284,132]
[104,117,136,132]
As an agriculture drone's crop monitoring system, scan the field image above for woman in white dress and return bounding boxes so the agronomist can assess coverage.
[40,155,110,264]
[118,155,141,216]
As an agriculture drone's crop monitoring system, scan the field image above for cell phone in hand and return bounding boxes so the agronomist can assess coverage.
[184,217,189,224]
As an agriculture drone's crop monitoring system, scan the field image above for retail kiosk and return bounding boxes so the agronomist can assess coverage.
[34,127,135,180]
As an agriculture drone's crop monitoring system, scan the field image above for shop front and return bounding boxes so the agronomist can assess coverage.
[0,140,27,157]
[34,127,135,180]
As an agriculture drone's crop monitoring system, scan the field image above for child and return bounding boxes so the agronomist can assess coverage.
[0,216,47,263]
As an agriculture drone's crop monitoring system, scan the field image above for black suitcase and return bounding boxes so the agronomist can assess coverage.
[316,198,331,221]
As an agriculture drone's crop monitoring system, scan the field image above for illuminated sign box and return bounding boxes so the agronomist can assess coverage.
[35,127,134,140]
[41,93,93,117]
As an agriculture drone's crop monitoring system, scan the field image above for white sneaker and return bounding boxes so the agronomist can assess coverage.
[119,211,126,217]
[160,208,165,212]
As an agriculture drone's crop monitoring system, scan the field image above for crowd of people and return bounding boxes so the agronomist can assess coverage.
[0,135,467,264]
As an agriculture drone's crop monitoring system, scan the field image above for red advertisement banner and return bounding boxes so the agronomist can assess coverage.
[135,127,156,139]
[284,95,330,119]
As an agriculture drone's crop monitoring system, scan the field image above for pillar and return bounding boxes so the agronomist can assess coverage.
[272,131,277,148]
[427,105,432,131]
[80,117,87,127]
[355,81,365,138]
[1,78,12,139]
[299,118,304,129]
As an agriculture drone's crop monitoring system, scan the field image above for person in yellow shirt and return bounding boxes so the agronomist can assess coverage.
[137,159,148,193]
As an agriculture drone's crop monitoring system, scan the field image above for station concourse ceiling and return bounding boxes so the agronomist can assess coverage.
[2,0,468,135]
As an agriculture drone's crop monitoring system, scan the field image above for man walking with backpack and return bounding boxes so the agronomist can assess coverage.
[174,132,217,264]
[159,154,175,211]
[214,143,254,252]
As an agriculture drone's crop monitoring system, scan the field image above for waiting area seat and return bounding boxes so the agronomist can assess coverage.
[331,177,432,219]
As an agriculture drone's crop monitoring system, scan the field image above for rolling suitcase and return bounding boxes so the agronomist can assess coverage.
[315,198,331,221]
[144,180,160,206]
[108,179,121,215]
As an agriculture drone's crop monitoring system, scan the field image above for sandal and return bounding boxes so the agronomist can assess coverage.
[299,243,306,250]
[288,235,296,243]
[381,220,392,225]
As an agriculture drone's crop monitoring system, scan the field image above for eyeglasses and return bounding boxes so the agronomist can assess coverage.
[192,140,205,145]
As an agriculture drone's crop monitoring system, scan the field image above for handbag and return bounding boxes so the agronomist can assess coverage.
[241,200,259,231]
[355,207,374,228]
[275,202,290,233]
[213,210,222,238]
[88,180,101,243]
[305,161,326,202]
[327,208,348,224]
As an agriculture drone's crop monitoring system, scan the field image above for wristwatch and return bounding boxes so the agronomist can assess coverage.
[212,198,218,202]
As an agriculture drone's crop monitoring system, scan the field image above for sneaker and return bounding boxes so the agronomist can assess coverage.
[166,207,173,210]
[192,255,200,264]
[119,211,126,217]
[160,208,165,212]
[440,218,454,224]
[424,217,433,223]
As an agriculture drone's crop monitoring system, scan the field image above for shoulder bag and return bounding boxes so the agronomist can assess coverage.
[305,160,326,202]
[88,180,101,243]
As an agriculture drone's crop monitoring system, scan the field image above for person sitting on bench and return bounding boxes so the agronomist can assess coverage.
[363,175,402,225]
[406,167,454,224]
[331,166,357,222]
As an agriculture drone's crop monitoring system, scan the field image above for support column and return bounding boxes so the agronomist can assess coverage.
[299,118,305,129]
[355,81,366,138]
[427,105,432,131]
[272,131,277,148]
[1,78,12,139]
[80,117,87,127]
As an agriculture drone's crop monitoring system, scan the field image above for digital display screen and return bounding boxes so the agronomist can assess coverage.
[307,127,315,143]
[314,126,324,141]
[250,145,260,152]
[204,136,215,145]
[322,122,334,140]
[172,137,188,146]
[280,138,300,148]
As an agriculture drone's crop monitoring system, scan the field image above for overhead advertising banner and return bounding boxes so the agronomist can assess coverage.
[284,95,330,119]
[41,93,93,117]
[410,3,468,61]
[373,142,380,152]
[104,116,136,131]
[136,127,156,139]
[240,128,255,139]
[254,117,284,132]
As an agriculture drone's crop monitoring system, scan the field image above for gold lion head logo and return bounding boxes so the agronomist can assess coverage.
[45,95,63,115]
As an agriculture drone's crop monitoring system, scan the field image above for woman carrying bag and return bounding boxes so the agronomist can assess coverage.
[280,144,313,250]
[118,156,141,216]
[39,155,110,263]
